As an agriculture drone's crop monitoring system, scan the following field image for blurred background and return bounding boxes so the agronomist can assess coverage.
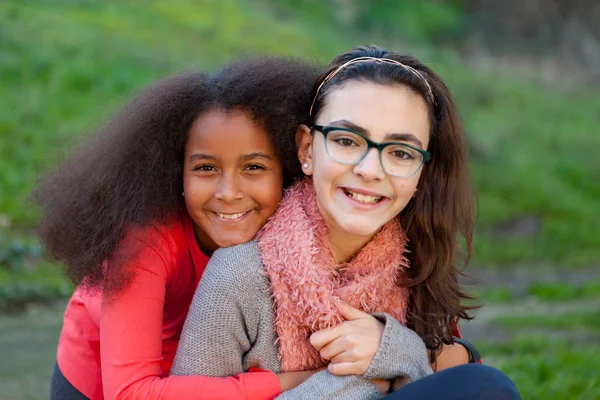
[0,0,598,398]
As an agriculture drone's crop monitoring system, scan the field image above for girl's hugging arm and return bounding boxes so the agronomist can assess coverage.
[100,236,280,400]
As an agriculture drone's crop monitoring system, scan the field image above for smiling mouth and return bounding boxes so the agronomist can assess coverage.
[214,211,249,220]
[342,188,384,204]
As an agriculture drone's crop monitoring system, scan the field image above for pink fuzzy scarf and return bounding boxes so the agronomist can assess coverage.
[257,178,410,372]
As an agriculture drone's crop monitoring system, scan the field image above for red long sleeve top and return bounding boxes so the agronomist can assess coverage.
[55,212,281,400]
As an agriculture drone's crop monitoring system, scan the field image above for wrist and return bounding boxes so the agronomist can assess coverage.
[277,369,321,392]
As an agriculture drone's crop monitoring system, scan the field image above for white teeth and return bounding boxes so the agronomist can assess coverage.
[345,189,382,204]
[216,212,246,220]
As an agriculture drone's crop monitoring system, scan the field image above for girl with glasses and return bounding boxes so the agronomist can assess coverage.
[173,45,520,399]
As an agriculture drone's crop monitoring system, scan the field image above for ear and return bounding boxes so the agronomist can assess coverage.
[296,124,314,176]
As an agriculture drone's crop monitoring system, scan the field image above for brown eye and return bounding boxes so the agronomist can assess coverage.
[244,164,266,171]
[334,138,358,147]
[194,164,217,172]
[392,150,412,160]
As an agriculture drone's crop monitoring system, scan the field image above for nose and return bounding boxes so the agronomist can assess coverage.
[215,173,244,203]
[353,148,385,181]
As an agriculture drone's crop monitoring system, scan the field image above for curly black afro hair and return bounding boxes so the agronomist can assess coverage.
[32,56,316,293]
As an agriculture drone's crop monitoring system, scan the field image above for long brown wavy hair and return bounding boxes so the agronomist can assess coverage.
[309,45,476,358]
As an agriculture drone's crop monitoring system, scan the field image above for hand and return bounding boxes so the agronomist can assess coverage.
[310,302,385,376]
[370,379,391,395]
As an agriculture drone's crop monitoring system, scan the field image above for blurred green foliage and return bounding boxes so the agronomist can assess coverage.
[494,309,600,332]
[1,0,598,269]
[276,0,465,44]
[471,280,600,304]
[527,281,600,302]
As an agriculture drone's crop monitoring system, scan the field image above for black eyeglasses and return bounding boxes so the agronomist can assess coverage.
[311,125,430,178]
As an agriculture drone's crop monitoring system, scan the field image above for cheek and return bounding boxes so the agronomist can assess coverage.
[184,178,213,210]
[183,169,198,195]
[255,175,283,213]
[312,149,344,185]
[391,177,420,208]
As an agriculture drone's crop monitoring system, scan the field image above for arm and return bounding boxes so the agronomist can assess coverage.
[430,322,480,371]
[431,342,470,372]
[100,239,280,400]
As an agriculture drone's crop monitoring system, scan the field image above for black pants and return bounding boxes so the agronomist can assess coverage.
[50,362,89,400]
[383,364,521,400]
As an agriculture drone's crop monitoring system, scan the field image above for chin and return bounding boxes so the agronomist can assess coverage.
[212,236,243,249]
[336,218,382,238]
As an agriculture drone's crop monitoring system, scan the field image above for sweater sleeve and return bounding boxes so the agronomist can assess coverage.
[363,313,433,390]
[100,238,280,400]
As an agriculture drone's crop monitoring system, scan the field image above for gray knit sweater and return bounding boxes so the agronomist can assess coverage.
[171,241,432,399]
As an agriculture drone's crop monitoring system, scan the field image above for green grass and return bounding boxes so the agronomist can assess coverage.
[493,309,600,332]
[0,262,71,312]
[480,294,600,398]
[527,281,600,302]
[0,303,64,400]
[477,336,600,400]
[470,280,600,305]
[470,282,600,399]
[471,286,515,304]
[2,0,598,267]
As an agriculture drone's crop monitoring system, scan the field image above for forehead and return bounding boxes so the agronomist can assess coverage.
[187,108,274,151]
[318,81,431,146]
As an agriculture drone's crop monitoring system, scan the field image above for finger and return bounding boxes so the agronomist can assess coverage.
[329,349,360,364]
[327,361,365,376]
[310,325,345,351]
[338,302,370,321]
[318,337,347,361]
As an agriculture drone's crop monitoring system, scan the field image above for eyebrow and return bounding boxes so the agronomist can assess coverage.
[241,152,273,161]
[189,152,273,162]
[329,119,424,148]
[189,153,217,162]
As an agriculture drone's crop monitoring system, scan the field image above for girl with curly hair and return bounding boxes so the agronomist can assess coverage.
[37,56,322,400]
